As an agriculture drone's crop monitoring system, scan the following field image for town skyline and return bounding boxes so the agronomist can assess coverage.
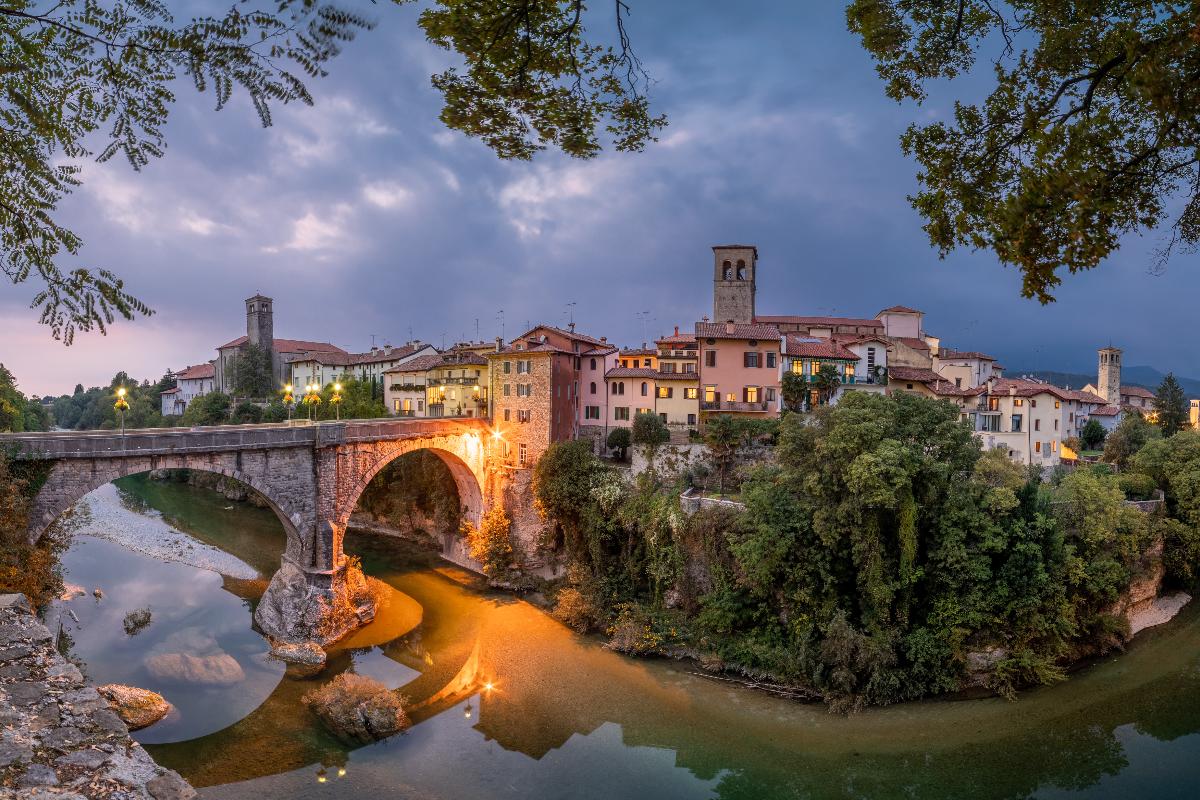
[3,2,1195,397]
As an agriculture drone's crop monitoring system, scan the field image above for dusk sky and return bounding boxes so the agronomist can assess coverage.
[3,2,1194,398]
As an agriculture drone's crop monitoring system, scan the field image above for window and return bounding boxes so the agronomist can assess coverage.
[657,386,673,398]
[845,363,854,378]
[1054,419,1059,431]
[765,387,776,402]
[685,387,698,400]
[614,407,630,421]
[590,381,597,394]
[1055,401,1061,409]
[1035,419,1041,431]
[705,350,716,367]
[393,399,400,411]
[744,386,760,403]
[704,386,717,403]
[1014,398,1023,407]
[955,377,962,388]
[790,360,803,374]
[1035,441,1042,453]
[684,363,696,373]
[867,347,876,368]
[503,361,511,374]
[723,260,732,279]
[637,408,652,416]
[503,384,510,396]
[811,361,822,375]
[980,415,1000,432]
[503,409,510,421]
[989,397,1000,411]
[518,443,527,467]
[744,352,760,368]
[687,413,696,425]
[766,352,776,369]
[641,382,648,396]
[585,405,600,419]
[1011,414,1022,432]
[589,358,597,370]
[736,259,746,280]
[418,400,424,412]
[643,359,651,368]
[662,362,676,373]
[660,413,668,423]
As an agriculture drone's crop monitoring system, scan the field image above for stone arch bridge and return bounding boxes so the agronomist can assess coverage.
[2,418,518,643]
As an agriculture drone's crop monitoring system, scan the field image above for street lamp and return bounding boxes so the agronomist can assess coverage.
[302,382,322,421]
[114,387,129,435]
[332,382,343,420]
[282,384,294,422]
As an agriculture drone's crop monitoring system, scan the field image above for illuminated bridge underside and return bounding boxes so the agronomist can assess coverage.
[4,418,503,643]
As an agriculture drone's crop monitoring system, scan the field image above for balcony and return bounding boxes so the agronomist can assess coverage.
[975,400,1001,414]
[700,400,771,413]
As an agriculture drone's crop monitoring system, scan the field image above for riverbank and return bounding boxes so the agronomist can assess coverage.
[0,593,196,798]
[67,483,259,580]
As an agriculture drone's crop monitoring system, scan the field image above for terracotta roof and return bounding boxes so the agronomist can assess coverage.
[937,350,995,362]
[879,305,922,315]
[620,348,656,357]
[288,343,430,367]
[438,352,488,367]
[1121,385,1156,399]
[755,315,883,330]
[695,321,780,340]
[605,367,660,379]
[176,363,214,380]
[894,337,931,352]
[513,324,608,347]
[783,336,859,361]
[988,378,1072,400]
[1090,405,1121,416]
[218,335,346,354]
[888,366,943,383]
[385,354,446,374]
[929,380,977,398]
[655,371,699,381]
[160,387,180,395]
[655,332,697,345]
[1064,389,1107,404]
[581,346,618,356]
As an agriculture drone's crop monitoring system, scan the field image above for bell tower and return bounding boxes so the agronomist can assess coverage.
[713,244,757,324]
[246,294,274,349]
[1097,346,1122,406]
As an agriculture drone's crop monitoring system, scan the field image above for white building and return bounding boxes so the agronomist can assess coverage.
[970,379,1068,466]
[934,350,1000,390]
[287,341,437,392]
[160,363,215,417]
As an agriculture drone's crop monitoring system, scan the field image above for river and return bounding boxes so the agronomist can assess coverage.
[48,475,1200,799]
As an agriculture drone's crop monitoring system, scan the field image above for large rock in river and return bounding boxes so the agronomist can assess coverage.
[302,673,409,744]
[255,558,379,646]
[145,652,245,686]
[98,684,172,730]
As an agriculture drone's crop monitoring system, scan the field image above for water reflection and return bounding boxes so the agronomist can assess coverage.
[50,476,1200,799]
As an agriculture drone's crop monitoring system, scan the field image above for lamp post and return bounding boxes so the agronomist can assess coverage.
[303,383,322,421]
[282,384,294,423]
[332,382,343,421]
[114,387,129,436]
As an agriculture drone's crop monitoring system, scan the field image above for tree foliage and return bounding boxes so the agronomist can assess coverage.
[179,391,232,427]
[47,371,164,430]
[1103,411,1161,468]
[606,427,631,460]
[464,503,514,579]
[1081,418,1107,451]
[1154,373,1190,436]
[848,1,1200,301]
[230,344,274,399]
[631,411,669,447]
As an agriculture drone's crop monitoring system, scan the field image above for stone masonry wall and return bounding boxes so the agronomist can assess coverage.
[0,594,195,799]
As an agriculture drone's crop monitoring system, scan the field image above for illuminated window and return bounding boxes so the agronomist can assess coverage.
[704,386,717,403]
[685,387,698,400]
[744,386,760,403]
[1014,398,1023,407]
[657,386,672,399]
[518,443,527,467]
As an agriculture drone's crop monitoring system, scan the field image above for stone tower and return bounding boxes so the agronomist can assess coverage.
[1097,346,1122,406]
[713,245,757,324]
[246,294,274,349]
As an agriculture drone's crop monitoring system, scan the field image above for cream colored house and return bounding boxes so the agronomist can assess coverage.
[971,379,1067,466]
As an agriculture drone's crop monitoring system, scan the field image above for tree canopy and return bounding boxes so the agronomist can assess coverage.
[1155,373,1190,436]
[848,1,1200,301]
[3,0,662,341]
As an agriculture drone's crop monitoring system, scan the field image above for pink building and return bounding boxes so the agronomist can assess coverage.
[696,321,782,418]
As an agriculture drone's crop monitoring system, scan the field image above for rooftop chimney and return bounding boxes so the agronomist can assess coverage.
[674,325,679,335]
[495,336,503,352]
[568,322,576,333]
[725,321,735,334]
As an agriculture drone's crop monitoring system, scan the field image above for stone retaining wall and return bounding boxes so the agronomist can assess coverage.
[0,593,195,799]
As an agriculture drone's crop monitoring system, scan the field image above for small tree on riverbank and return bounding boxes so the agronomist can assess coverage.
[464,504,513,579]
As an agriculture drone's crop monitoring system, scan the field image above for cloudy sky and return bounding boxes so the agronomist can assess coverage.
[3,2,1194,397]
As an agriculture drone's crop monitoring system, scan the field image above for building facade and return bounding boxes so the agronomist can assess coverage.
[160,363,215,416]
[214,295,346,394]
[696,321,781,418]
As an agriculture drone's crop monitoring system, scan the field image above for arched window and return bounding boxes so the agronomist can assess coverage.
[590,381,597,394]
[723,260,732,280]
[590,358,596,369]
[736,259,747,280]
[611,382,618,395]
[641,382,648,396]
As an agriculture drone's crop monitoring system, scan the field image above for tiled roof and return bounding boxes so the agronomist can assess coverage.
[937,349,995,362]
[288,342,429,367]
[385,354,446,374]
[783,336,859,361]
[988,378,1072,400]
[879,305,922,314]
[655,371,699,381]
[887,366,943,383]
[605,367,660,379]
[1064,389,1108,404]
[894,336,931,352]
[655,332,697,345]
[218,336,346,354]
[581,346,618,356]
[755,315,883,330]
[620,348,656,357]
[695,321,780,340]
[929,381,977,398]
[514,324,608,347]
[176,363,214,380]
[1090,405,1121,416]
[1121,385,1156,399]
[439,352,488,367]
[160,387,180,395]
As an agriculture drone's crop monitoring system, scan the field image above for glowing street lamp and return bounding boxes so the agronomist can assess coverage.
[302,383,322,421]
[282,384,295,422]
[332,382,343,420]
[113,387,129,435]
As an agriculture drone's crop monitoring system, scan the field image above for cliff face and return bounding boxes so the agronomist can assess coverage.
[0,593,196,798]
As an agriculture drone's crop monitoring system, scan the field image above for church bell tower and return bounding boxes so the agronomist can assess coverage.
[712,245,757,324]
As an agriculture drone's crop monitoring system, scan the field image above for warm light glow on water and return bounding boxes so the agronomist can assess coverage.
[50,475,1200,799]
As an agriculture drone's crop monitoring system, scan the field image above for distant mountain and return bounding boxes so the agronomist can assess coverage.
[1007,366,1200,399]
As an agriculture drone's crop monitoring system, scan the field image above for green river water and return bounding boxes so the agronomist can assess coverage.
[49,475,1200,799]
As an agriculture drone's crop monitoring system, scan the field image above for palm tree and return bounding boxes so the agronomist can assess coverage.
[814,364,843,407]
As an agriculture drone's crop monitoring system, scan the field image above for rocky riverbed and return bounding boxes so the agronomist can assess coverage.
[66,484,258,580]
[0,593,196,799]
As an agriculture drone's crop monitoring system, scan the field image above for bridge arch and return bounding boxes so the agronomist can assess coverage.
[334,436,489,535]
[28,457,304,560]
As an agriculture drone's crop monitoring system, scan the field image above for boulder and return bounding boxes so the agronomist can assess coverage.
[301,673,409,744]
[254,556,378,646]
[144,653,244,686]
[97,684,172,731]
[269,640,326,667]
